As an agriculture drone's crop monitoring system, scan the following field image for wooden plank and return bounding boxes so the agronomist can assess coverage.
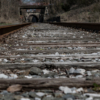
[0,78,99,89]
[0,54,100,59]
[26,43,100,45]
[5,49,100,54]
[0,62,100,70]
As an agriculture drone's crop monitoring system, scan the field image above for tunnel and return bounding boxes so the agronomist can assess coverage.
[28,15,38,23]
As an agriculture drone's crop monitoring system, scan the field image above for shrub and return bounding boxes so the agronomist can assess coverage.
[61,3,70,11]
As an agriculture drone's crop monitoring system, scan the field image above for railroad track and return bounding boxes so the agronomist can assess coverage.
[0,23,31,43]
[0,23,100,99]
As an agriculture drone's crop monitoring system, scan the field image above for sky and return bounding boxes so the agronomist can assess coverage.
[21,0,41,3]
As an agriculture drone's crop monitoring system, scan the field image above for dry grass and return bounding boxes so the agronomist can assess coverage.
[0,17,20,24]
[59,3,100,23]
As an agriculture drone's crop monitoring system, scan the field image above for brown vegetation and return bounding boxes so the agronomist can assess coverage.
[43,0,100,23]
[0,0,20,23]
[59,3,100,23]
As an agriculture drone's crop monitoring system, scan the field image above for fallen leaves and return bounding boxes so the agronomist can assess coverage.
[7,84,22,92]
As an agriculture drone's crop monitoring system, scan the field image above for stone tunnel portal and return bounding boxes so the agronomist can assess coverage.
[19,5,46,23]
[28,15,38,22]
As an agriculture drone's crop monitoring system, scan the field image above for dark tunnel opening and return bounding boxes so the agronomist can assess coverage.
[28,15,38,23]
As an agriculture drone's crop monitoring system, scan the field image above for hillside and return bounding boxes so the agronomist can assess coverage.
[58,3,100,23]
[42,0,100,23]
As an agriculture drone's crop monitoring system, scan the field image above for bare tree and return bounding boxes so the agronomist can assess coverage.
[0,0,20,23]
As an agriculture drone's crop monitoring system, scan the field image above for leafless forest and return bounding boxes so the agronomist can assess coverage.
[0,0,19,23]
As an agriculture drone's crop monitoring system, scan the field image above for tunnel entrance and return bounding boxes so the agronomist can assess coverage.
[28,15,38,23]
[20,5,46,23]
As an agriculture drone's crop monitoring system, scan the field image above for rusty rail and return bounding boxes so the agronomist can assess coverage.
[50,22,100,31]
[0,23,31,42]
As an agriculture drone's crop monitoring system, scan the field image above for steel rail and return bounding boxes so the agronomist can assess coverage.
[50,22,100,31]
[0,23,31,42]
